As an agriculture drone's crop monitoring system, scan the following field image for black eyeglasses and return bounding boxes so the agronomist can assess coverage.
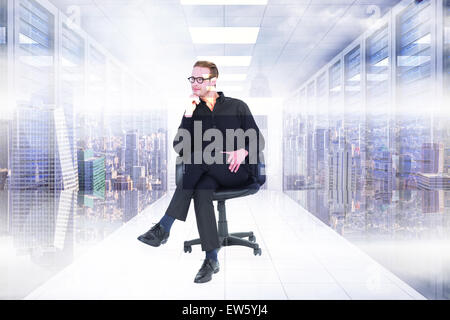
[187,76,213,84]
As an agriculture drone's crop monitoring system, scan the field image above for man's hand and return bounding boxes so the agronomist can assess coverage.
[221,148,249,173]
[185,94,200,117]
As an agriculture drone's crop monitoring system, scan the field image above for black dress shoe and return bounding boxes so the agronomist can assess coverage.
[137,223,169,247]
[194,258,220,284]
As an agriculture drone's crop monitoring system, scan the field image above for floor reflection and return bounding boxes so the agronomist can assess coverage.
[285,189,450,299]
[0,189,165,299]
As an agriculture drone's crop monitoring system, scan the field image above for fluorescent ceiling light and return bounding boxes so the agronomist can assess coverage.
[197,56,252,66]
[61,74,83,82]
[397,55,431,67]
[0,27,6,44]
[190,27,259,44]
[348,74,360,82]
[374,57,389,67]
[345,86,361,92]
[89,74,103,82]
[181,0,267,5]
[329,86,341,92]
[219,74,247,81]
[19,33,38,44]
[19,56,53,67]
[367,74,388,82]
[61,57,78,68]
[414,33,431,44]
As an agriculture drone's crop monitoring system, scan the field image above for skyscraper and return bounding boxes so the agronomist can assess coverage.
[0,119,8,169]
[77,149,105,195]
[123,190,139,222]
[9,190,76,263]
[125,130,139,177]
[9,105,78,190]
[61,23,84,180]
[112,175,133,191]
[328,140,353,209]
[0,169,7,190]
[0,0,8,117]
[398,154,412,177]
[373,150,393,195]
[421,143,444,174]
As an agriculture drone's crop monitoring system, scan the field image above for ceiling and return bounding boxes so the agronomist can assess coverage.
[48,0,402,101]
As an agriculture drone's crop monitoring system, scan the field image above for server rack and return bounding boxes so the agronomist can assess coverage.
[298,87,306,113]
[0,1,6,46]
[87,44,106,134]
[297,88,307,183]
[305,80,316,116]
[107,61,123,136]
[0,0,7,108]
[394,0,435,169]
[61,23,84,85]
[445,0,450,96]
[88,45,106,88]
[366,24,390,110]
[60,22,84,178]
[316,72,327,108]
[282,0,450,258]
[329,61,341,92]
[396,0,432,102]
[329,60,342,112]
[121,72,136,133]
[15,0,56,105]
[315,71,328,128]
[283,94,301,191]
[60,23,84,112]
[344,45,362,110]
[366,24,391,157]
[86,45,106,113]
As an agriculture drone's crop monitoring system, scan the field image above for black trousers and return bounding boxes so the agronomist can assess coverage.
[164,152,249,252]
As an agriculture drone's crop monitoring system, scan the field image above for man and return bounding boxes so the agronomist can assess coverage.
[138,61,264,283]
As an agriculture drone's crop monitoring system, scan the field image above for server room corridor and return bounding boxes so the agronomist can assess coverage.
[23,190,425,300]
[1,0,450,301]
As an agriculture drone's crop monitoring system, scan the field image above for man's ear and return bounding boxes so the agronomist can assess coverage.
[206,77,218,91]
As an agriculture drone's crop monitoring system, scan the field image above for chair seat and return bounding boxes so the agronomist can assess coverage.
[175,156,264,202]
[212,182,260,201]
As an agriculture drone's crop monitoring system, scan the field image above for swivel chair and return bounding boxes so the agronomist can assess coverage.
[176,152,266,256]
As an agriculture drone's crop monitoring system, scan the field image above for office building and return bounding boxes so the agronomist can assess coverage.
[125,131,139,177]
[9,105,78,190]
[77,149,105,194]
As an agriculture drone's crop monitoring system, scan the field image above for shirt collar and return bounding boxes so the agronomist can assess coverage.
[217,91,225,103]
[199,91,225,106]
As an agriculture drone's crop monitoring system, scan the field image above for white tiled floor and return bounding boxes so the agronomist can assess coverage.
[24,190,426,300]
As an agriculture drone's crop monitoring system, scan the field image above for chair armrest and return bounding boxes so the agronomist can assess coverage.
[175,152,265,188]
[256,151,266,186]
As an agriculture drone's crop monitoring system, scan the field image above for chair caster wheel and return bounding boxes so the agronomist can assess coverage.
[249,235,256,242]
[184,245,192,253]
[253,248,262,256]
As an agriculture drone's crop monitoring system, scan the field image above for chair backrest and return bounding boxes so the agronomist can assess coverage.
[248,151,266,187]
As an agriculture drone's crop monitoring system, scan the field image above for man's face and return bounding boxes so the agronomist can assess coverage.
[191,66,217,97]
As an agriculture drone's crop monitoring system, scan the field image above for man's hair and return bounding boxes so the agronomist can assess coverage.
[193,60,219,79]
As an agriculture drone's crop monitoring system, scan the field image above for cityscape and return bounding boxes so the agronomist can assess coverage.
[282,0,450,299]
[0,111,169,298]
[1,0,450,301]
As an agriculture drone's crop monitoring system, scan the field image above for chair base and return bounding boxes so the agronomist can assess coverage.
[184,232,262,256]
[183,200,262,256]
